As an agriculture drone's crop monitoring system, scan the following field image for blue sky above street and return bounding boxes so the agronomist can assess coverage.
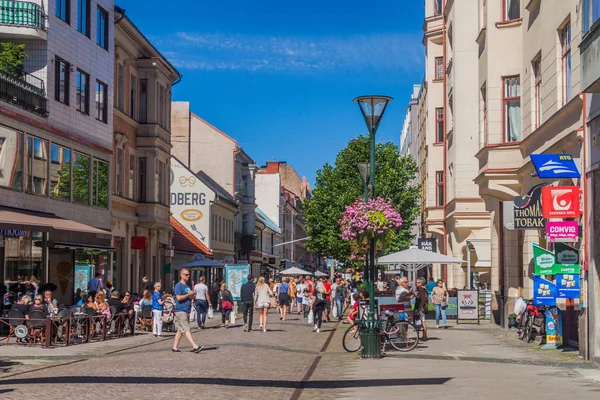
[118,0,424,184]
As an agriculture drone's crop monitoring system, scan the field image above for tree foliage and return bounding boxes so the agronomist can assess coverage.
[0,43,27,77]
[305,135,420,263]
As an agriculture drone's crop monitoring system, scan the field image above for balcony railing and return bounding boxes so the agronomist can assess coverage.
[0,1,47,30]
[0,59,48,116]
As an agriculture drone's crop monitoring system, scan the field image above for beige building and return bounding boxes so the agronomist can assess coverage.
[111,7,180,292]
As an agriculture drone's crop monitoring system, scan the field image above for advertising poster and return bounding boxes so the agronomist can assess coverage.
[457,290,479,320]
[545,221,578,241]
[74,265,91,293]
[225,265,250,300]
[541,186,581,218]
[556,274,580,299]
[554,243,580,274]
[533,276,556,306]
[513,185,545,229]
[533,245,555,275]
[545,307,563,347]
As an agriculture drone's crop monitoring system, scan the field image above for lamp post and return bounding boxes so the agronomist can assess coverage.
[355,162,370,282]
[353,95,393,359]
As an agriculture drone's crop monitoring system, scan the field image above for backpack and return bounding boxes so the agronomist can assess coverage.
[315,291,325,306]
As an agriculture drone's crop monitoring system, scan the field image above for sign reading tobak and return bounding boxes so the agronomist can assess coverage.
[513,185,545,230]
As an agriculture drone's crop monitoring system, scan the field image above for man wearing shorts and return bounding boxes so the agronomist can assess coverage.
[172,269,204,353]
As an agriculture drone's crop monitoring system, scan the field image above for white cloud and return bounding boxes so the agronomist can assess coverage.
[155,32,423,74]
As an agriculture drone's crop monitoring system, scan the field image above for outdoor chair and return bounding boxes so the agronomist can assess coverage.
[27,310,47,346]
[138,305,153,332]
[4,309,26,345]
[55,309,71,343]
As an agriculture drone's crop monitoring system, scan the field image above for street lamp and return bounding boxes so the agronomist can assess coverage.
[353,95,393,359]
[355,161,370,282]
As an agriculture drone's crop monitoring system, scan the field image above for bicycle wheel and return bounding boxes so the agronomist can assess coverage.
[517,316,528,340]
[526,316,535,343]
[387,321,419,352]
[342,325,362,353]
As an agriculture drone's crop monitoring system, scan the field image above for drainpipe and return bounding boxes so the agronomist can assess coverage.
[582,92,590,360]
[442,0,448,283]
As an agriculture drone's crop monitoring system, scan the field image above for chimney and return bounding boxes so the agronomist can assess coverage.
[266,162,279,174]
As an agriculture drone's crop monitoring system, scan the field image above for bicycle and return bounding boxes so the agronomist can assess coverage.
[342,310,419,353]
[517,300,546,343]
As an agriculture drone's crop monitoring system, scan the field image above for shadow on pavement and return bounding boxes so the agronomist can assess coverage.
[0,376,452,388]
[0,360,22,374]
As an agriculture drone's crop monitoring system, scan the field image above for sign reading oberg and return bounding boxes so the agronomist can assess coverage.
[513,185,545,230]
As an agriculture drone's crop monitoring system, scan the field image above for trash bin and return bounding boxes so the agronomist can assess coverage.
[359,319,383,359]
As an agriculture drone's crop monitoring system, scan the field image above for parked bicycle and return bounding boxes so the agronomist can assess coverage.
[342,310,419,353]
[517,300,546,343]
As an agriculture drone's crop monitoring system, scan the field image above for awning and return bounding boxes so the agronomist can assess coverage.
[0,206,109,235]
[467,239,492,268]
[170,216,212,256]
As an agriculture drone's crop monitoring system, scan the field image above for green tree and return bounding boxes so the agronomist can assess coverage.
[0,43,27,78]
[305,135,420,263]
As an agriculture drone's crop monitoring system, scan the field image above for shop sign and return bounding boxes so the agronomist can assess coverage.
[225,265,250,301]
[545,307,563,347]
[556,274,580,298]
[170,156,215,248]
[554,243,580,274]
[546,221,578,240]
[541,186,581,218]
[0,229,25,237]
[513,185,545,229]
[533,245,555,275]
[418,238,437,252]
[533,276,556,306]
[131,236,147,250]
[456,290,479,321]
[530,154,580,179]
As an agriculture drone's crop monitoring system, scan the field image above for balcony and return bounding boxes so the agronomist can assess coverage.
[0,59,48,116]
[0,1,48,40]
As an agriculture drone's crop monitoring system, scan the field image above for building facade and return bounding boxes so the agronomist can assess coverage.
[0,0,115,305]
[111,6,180,293]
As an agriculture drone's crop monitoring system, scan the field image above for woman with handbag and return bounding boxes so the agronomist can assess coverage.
[254,277,274,333]
[431,279,449,329]
[217,283,234,329]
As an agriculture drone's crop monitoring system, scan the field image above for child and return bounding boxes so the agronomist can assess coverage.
[303,288,312,322]
[348,293,360,326]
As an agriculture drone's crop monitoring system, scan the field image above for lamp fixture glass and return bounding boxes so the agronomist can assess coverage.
[353,95,394,133]
[356,162,370,184]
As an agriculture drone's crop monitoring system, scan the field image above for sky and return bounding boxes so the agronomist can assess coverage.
[118,0,425,185]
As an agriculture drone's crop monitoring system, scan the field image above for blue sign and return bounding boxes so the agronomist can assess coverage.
[544,307,563,347]
[556,274,580,299]
[530,154,580,179]
[225,265,250,301]
[533,275,556,306]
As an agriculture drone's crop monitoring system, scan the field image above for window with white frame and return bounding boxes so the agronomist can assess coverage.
[560,22,572,106]
[503,0,520,21]
[532,57,542,129]
[503,76,521,142]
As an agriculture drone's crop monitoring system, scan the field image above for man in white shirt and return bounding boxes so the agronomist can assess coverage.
[395,277,414,313]
[295,278,307,314]
[376,277,385,292]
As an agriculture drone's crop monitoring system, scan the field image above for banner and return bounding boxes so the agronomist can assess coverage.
[418,238,437,253]
[513,185,545,229]
[541,186,581,218]
[554,243,580,274]
[225,265,250,300]
[457,290,479,320]
[533,276,556,306]
[556,274,580,299]
[546,221,578,240]
[545,307,563,347]
[533,245,555,275]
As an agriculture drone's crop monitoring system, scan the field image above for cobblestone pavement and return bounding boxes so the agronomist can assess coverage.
[1,313,600,399]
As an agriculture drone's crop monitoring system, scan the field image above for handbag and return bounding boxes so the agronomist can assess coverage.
[207,307,214,319]
[190,305,197,321]
[222,300,233,310]
[230,311,236,324]
[441,298,449,308]
[307,309,314,324]
[332,303,338,318]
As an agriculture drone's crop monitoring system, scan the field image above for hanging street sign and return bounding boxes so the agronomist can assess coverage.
[513,185,545,229]
[533,245,556,275]
[546,221,579,240]
[533,275,557,306]
[554,243,580,274]
[530,154,581,179]
[556,274,580,299]
[418,238,437,253]
[541,186,581,218]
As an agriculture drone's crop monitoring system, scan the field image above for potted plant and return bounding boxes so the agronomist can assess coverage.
[508,313,518,328]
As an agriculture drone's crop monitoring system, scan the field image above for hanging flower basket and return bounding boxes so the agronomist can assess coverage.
[340,198,403,260]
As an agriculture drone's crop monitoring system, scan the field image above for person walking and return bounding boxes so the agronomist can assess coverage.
[254,276,273,332]
[334,278,347,321]
[296,278,306,315]
[172,269,203,353]
[218,283,234,328]
[87,272,103,294]
[278,277,290,321]
[152,282,164,337]
[193,276,211,329]
[414,277,429,341]
[240,275,255,332]
[431,279,449,329]
[426,276,437,297]
[289,278,297,312]
[323,278,332,322]
[310,285,326,333]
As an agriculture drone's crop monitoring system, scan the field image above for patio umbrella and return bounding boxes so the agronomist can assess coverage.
[278,267,312,276]
[313,270,329,277]
[180,254,225,269]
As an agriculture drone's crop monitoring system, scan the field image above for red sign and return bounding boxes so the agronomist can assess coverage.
[131,236,147,250]
[541,186,581,218]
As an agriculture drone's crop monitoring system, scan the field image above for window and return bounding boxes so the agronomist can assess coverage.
[77,0,90,36]
[481,84,487,144]
[532,58,542,129]
[435,171,444,206]
[116,64,125,112]
[503,0,520,21]
[96,80,107,122]
[26,137,48,195]
[55,58,69,105]
[0,128,23,191]
[435,108,444,143]
[92,159,108,208]
[139,79,148,123]
[156,160,165,205]
[76,69,89,114]
[138,157,146,202]
[560,23,572,106]
[116,148,123,196]
[56,0,70,24]
[583,0,600,34]
[128,154,135,200]
[503,76,521,142]
[96,6,108,49]
[434,0,443,15]
[129,76,136,120]
[479,0,487,30]
[435,57,444,80]
[50,144,71,200]
[73,152,89,205]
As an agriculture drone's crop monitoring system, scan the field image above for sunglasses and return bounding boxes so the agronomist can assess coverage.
[182,273,190,276]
